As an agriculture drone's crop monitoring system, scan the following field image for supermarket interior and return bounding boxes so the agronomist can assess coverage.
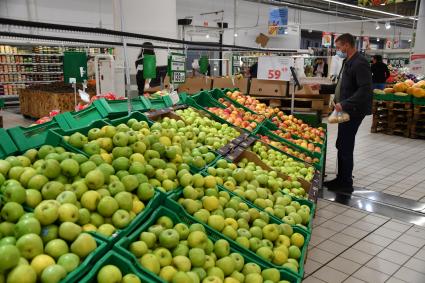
[1,0,425,283]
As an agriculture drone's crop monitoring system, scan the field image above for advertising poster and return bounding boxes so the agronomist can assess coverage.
[322,32,332,47]
[268,7,288,36]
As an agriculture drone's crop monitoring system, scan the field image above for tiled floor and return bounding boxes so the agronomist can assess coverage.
[325,116,425,202]
[305,199,425,283]
[0,108,33,128]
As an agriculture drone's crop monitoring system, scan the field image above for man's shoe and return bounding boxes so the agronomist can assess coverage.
[323,178,340,189]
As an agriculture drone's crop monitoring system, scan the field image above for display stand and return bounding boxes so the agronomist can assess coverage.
[289,66,303,114]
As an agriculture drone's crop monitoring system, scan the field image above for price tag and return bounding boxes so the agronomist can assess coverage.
[257,56,294,81]
[169,53,186,84]
[410,54,425,76]
[170,90,179,105]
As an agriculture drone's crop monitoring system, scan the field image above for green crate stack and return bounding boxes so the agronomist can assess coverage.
[114,198,301,283]
[0,128,18,159]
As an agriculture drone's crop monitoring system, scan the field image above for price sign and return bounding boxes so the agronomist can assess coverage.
[169,53,186,84]
[410,54,425,76]
[257,56,294,81]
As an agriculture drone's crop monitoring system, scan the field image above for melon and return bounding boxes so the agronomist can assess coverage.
[412,88,425,98]
[393,82,408,92]
[406,87,415,95]
[394,92,408,97]
[404,79,414,87]
[373,89,385,95]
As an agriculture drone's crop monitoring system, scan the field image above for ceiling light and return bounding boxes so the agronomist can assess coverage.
[320,0,406,18]
[206,34,210,39]
[385,22,391,29]
[284,30,288,34]
[408,39,412,42]
[377,38,380,42]
[375,22,380,30]
[234,33,238,37]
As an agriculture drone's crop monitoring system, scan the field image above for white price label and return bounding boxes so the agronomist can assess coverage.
[410,54,425,76]
[257,56,294,81]
[173,71,185,83]
[170,91,179,105]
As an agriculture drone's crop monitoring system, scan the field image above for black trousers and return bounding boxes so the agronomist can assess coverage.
[136,71,145,95]
[336,115,365,186]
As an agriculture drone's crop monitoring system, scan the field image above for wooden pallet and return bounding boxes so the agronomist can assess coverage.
[280,97,324,112]
[386,127,410,137]
[372,100,412,111]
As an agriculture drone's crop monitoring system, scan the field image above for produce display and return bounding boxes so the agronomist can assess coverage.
[221,91,277,118]
[206,102,265,132]
[0,92,320,282]
[374,79,425,98]
[270,129,322,154]
[127,216,291,283]
[175,175,305,273]
[258,136,320,165]
[209,158,312,223]
[252,142,315,184]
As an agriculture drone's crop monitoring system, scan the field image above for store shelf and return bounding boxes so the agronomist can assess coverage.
[0,53,63,56]
[0,80,61,84]
[0,62,62,65]
[0,71,63,74]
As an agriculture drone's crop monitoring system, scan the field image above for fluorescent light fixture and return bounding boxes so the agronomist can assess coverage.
[206,34,210,39]
[408,39,412,42]
[284,30,288,34]
[375,22,380,30]
[377,38,380,42]
[385,22,391,29]
[234,33,238,37]
[320,0,405,18]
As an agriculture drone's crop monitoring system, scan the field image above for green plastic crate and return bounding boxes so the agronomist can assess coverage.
[0,129,18,159]
[293,112,322,128]
[54,104,109,131]
[79,251,160,283]
[92,98,151,119]
[108,111,152,127]
[51,119,111,142]
[391,94,412,103]
[148,95,173,110]
[169,188,310,278]
[7,120,60,152]
[413,97,425,106]
[61,234,108,283]
[115,198,301,283]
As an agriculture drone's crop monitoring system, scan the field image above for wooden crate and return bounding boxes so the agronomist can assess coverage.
[19,88,96,119]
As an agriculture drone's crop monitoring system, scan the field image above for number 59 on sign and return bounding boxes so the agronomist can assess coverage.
[258,56,293,81]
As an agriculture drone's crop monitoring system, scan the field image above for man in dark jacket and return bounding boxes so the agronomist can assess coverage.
[317,33,373,193]
[371,55,390,90]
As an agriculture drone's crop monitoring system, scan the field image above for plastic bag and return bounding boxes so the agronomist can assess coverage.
[328,109,350,124]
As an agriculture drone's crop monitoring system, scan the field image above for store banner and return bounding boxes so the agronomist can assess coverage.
[257,56,294,81]
[268,7,288,36]
[322,32,332,47]
[410,54,425,76]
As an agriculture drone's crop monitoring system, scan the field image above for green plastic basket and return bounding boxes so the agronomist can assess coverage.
[7,120,60,152]
[61,234,108,283]
[391,95,412,103]
[0,129,18,159]
[148,95,173,110]
[54,105,109,131]
[170,188,310,278]
[115,198,301,282]
[413,97,425,106]
[107,111,153,127]
[78,251,160,283]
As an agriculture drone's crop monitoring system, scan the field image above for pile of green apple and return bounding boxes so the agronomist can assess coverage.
[96,265,141,283]
[0,203,97,283]
[175,175,305,273]
[128,215,291,283]
[206,159,311,228]
[252,142,315,184]
[175,108,240,149]
[0,145,155,239]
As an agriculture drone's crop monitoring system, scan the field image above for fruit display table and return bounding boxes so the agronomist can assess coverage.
[0,88,327,282]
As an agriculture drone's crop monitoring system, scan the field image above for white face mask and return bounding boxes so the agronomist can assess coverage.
[336,50,347,59]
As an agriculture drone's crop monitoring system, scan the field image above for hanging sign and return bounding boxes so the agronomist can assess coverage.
[168,53,186,84]
[362,36,370,50]
[410,54,425,76]
[322,32,332,47]
[268,7,288,36]
[63,52,87,83]
[199,55,209,75]
[257,56,294,81]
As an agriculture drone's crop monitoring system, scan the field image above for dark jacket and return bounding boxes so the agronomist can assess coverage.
[320,52,373,117]
[371,62,390,83]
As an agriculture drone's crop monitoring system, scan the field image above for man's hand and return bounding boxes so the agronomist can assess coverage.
[335,103,343,112]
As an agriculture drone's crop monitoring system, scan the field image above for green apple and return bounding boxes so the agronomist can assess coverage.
[97,196,119,217]
[108,180,126,196]
[174,223,190,240]
[40,225,58,244]
[154,247,173,267]
[41,264,67,283]
[206,267,224,281]
[16,233,43,260]
[187,231,208,250]
[34,200,59,225]
[41,181,65,200]
[158,229,180,249]
[1,202,24,222]
[79,161,97,177]
[189,248,206,267]
[97,224,116,237]
[140,254,160,275]
[6,263,37,283]
[3,184,26,204]
[229,253,244,272]
[56,191,77,205]
[121,175,139,192]
[113,132,129,147]
[90,212,105,227]
[14,217,41,238]
[60,159,79,177]
[97,264,122,283]
[69,180,88,200]
[0,236,16,247]
[114,192,133,211]
[77,208,91,225]
[45,239,69,259]
[173,255,191,272]
[288,245,301,260]
[68,132,87,149]
[85,170,105,189]
[0,244,20,272]
[214,239,230,258]
[70,233,97,258]
[39,159,61,179]
[262,224,279,242]
[57,253,80,273]
[58,222,82,242]
[122,273,141,283]
[129,241,148,257]
[58,203,79,223]
[216,256,236,276]
[81,191,101,211]
[112,209,131,229]
[140,232,156,248]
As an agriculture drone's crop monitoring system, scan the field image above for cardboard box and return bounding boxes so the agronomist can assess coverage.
[249,79,288,97]
[289,84,320,95]
[178,76,212,94]
[212,77,249,94]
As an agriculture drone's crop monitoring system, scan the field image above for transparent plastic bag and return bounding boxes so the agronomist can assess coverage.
[328,109,350,124]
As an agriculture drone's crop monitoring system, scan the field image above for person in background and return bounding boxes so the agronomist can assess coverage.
[371,55,390,90]
[313,58,328,77]
[135,42,155,95]
[314,33,373,193]
[249,62,258,78]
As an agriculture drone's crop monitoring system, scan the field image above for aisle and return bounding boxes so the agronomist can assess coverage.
[305,116,425,283]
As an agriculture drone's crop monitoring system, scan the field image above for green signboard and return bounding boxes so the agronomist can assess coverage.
[63,51,88,83]
[168,53,186,84]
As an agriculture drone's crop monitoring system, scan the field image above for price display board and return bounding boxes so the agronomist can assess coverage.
[257,56,294,81]
[169,53,186,84]
[410,54,425,76]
